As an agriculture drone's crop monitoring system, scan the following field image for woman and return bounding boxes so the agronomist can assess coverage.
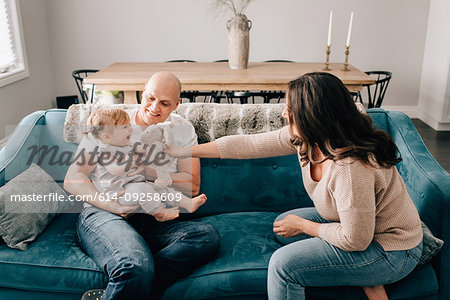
[166,72,423,300]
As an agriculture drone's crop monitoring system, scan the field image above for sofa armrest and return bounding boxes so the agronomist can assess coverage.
[383,110,450,300]
[0,110,47,186]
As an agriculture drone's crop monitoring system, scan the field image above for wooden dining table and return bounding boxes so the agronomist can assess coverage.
[84,62,375,104]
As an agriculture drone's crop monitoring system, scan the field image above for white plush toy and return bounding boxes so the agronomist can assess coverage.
[141,122,175,189]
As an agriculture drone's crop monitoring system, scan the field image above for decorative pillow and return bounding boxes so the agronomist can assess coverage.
[0,163,70,250]
[419,221,444,265]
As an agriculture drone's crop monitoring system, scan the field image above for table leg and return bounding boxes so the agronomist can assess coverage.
[124,91,138,104]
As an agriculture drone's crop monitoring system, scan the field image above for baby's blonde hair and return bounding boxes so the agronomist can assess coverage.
[86,108,130,138]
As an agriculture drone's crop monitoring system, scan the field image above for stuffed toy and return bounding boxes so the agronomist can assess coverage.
[141,122,175,189]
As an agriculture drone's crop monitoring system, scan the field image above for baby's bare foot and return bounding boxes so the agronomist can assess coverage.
[188,194,207,213]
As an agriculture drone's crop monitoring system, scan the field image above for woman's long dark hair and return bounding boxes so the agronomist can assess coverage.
[286,72,401,168]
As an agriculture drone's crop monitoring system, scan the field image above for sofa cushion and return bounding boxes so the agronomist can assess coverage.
[162,212,439,300]
[0,213,107,294]
[161,212,281,299]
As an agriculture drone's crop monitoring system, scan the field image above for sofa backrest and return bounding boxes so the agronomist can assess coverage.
[194,155,313,216]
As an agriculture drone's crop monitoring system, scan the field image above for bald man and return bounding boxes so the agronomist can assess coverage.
[64,72,220,300]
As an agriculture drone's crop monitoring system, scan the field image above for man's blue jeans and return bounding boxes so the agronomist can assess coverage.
[268,207,423,300]
[77,206,220,300]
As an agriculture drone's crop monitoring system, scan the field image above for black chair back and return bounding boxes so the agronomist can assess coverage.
[72,69,99,103]
[359,71,392,108]
[166,60,196,63]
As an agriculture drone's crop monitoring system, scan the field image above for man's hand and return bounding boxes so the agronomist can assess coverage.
[104,190,140,218]
[127,165,145,177]
[273,215,305,238]
[107,201,140,219]
[143,166,158,182]
[152,207,180,222]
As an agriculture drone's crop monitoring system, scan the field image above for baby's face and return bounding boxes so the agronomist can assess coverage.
[107,123,133,146]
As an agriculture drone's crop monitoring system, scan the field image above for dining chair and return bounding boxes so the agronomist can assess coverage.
[72,69,99,103]
[357,71,392,108]
[350,91,361,103]
[212,59,260,104]
[206,60,229,103]
[259,60,294,103]
[166,60,213,103]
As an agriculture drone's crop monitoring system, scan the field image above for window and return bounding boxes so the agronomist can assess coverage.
[0,0,28,88]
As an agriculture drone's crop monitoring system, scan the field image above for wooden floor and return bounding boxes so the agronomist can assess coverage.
[412,119,450,173]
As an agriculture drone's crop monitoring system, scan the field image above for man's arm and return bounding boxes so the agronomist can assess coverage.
[143,157,200,196]
[64,150,139,218]
[172,157,201,196]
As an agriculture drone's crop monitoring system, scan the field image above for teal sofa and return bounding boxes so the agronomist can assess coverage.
[0,107,448,300]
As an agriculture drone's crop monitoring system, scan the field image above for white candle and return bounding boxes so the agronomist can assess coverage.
[327,11,333,46]
[346,12,354,47]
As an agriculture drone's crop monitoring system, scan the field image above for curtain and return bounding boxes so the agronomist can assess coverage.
[0,0,16,72]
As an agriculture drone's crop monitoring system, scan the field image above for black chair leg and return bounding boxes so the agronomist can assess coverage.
[90,85,95,104]
[136,91,141,104]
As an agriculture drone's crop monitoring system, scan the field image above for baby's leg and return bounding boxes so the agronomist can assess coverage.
[178,193,207,213]
[117,187,136,206]
[122,182,162,214]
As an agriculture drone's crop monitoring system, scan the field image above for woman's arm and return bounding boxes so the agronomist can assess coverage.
[165,141,220,158]
[317,162,377,252]
[166,126,297,159]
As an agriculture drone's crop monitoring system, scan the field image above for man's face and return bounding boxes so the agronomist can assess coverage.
[138,79,180,125]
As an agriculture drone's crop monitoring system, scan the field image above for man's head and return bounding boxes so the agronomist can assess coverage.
[137,71,181,126]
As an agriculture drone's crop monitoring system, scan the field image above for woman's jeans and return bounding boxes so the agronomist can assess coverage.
[268,207,423,300]
[77,206,220,300]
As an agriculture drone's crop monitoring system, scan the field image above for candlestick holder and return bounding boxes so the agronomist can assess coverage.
[323,45,331,70]
[343,45,350,71]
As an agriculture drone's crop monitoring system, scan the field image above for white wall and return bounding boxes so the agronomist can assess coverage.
[46,0,430,109]
[417,0,450,130]
[0,0,56,139]
[0,0,434,139]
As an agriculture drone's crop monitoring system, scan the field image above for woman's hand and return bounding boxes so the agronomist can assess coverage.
[273,215,305,238]
[164,145,192,158]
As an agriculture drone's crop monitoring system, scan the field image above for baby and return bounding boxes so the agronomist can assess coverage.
[85,107,206,215]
